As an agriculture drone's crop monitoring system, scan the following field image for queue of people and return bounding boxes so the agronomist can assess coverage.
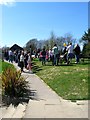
[39,43,81,65]
[3,42,81,72]
[4,49,32,73]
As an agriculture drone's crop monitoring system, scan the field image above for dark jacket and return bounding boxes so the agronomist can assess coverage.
[73,45,80,55]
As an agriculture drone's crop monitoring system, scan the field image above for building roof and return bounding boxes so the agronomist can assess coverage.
[10,44,23,51]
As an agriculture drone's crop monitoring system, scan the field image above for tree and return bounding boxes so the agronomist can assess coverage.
[64,33,73,45]
[44,40,49,50]
[56,36,65,50]
[81,29,90,57]
[24,32,77,53]
[49,31,56,49]
[82,29,90,42]
[25,38,38,53]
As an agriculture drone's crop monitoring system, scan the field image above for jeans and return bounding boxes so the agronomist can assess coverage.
[53,54,59,66]
[75,54,80,63]
[67,53,74,63]
[42,57,46,65]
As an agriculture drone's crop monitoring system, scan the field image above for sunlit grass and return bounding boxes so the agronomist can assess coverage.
[0,60,15,88]
[32,58,89,100]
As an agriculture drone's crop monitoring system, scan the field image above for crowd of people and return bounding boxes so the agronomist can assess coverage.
[4,49,32,73]
[3,42,81,72]
[38,43,81,66]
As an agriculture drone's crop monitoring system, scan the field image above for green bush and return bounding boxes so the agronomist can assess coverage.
[2,67,28,97]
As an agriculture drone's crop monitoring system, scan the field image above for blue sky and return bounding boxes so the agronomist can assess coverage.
[1,2,88,47]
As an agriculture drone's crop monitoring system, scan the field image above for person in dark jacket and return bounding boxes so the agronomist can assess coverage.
[24,52,28,69]
[73,44,80,63]
[17,51,21,67]
[63,43,67,63]
[41,48,46,65]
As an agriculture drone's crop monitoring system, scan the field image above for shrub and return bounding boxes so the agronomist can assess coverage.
[2,67,28,97]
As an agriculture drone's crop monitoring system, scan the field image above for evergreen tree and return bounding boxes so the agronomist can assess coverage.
[82,29,90,57]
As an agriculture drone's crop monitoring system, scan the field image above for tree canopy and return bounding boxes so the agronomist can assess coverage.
[81,29,90,57]
[24,32,76,53]
[82,29,90,42]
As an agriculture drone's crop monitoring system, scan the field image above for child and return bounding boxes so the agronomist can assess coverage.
[27,53,32,73]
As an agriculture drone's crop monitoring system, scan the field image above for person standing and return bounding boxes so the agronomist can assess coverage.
[52,44,59,66]
[17,51,21,67]
[4,50,9,61]
[46,50,49,62]
[63,43,67,63]
[41,47,46,65]
[27,52,32,73]
[73,44,81,63]
[8,49,13,63]
[66,43,74,64]
[20,51,24,72]
[24,51,28,69]
[49,49,53,61]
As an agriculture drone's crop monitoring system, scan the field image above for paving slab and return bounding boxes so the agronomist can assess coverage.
[2,104,16,118]
[24,100,45,118]
[12,103,26,118]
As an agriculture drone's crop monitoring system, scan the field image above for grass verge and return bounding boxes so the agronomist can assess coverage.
[32,58,89,100]
[0,60,15,88]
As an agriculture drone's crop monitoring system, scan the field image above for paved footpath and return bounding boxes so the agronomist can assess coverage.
[22,72,88,118]
[1,62,89,119]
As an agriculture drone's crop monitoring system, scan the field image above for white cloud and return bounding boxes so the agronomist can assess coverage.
[0,0,88,4]
[0,0,15,6]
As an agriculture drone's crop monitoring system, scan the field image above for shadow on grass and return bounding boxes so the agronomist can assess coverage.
[79,62,90,65]
[46,63,74,66]
[32,62,43,73]
[59,64,74,66]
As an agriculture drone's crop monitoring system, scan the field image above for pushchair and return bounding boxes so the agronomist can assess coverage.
[59,52,68,64]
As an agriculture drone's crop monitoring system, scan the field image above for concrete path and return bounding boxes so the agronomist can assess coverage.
[22,72,88,118]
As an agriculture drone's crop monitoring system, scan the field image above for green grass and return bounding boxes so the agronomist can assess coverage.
[1,61,15,73]
[32,58,89,100]
[0,60,15,88]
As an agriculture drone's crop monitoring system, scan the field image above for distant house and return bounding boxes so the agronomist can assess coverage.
[10,44,23,52]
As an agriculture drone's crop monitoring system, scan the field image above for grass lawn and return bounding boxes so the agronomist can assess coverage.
[32,58,89,100]
[0,60,15,88]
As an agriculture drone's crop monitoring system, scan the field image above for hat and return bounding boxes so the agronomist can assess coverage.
[63,43,66,47]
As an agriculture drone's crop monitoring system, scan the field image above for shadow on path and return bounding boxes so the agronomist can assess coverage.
[2,87,39,107]
[2,88,31,107]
